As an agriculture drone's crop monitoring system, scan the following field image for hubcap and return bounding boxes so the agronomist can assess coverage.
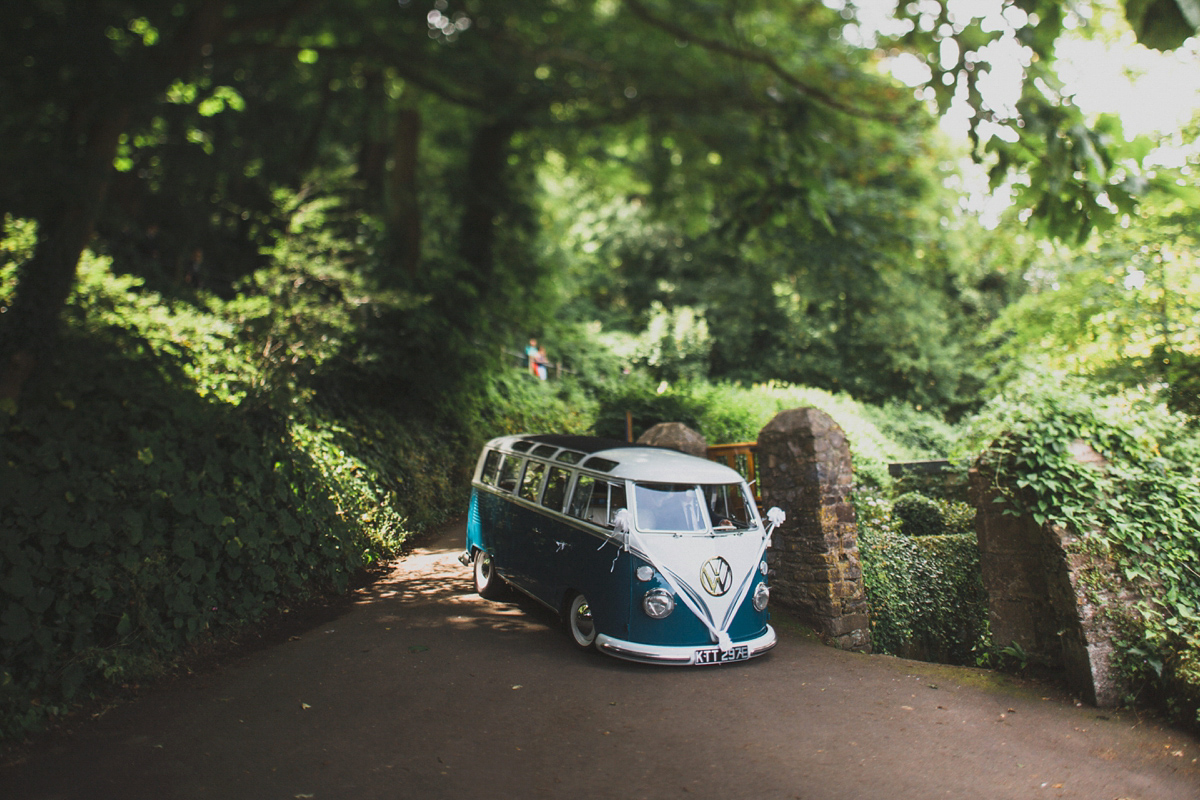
[573,598,594,642]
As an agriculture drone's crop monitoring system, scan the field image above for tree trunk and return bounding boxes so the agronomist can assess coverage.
[457,118,516,287]
[386,107,422,279]
[0,105,127,405]
[358,70,389,205]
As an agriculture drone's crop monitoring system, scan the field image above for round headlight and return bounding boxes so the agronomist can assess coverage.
[752,582,770,612]
[642,589,675,619]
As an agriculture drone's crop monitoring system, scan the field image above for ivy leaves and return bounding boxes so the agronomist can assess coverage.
[976,377,1200,712]
[0,255,460,738]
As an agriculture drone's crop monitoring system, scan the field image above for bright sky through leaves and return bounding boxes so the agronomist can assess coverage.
[849,0,1200,139]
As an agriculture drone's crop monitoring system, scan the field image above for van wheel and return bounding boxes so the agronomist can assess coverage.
[566,593,597,650]
[474,550,505,600]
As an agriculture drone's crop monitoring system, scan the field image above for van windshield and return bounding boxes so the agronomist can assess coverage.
[633,482,758,533]
[634,484,705,532]
[703,483,757,531]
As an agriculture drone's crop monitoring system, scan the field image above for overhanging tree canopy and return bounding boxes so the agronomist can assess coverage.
[0,0,1195,404]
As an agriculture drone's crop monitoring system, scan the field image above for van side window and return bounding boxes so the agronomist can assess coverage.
[569,476,626,528]
[542,467,571,512]
[519,461,545,502]
[480,450,503,485]
[607,481,628,525]
[568,475,594,520]
[497,455,522,493]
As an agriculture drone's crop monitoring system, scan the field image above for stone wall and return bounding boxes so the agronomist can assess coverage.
[969,470,1061,663]
[970,442,1134,707]
[757,407,871,653]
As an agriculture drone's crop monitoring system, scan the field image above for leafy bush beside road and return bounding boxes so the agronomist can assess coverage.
[0,246,582,740]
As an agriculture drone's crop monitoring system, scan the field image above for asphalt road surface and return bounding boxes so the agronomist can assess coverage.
[3,519,1198,799]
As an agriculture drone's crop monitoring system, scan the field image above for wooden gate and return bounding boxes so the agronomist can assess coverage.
[706,441,761,509]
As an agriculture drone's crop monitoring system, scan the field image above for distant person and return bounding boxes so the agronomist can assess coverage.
[184,247,205,287]
[526,338,539,376]
[536,345,549,380]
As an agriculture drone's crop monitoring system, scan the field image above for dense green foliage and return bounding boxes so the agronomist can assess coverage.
[6,0,1194,418]
[983,185,1200,416]
[0,221,586,738]
[856,491,989,665]
[968,376,1200,719]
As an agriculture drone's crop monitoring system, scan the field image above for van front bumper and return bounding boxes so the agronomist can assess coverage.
[595,625,776,666]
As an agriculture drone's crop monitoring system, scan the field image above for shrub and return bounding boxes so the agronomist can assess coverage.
[890,492,976,537]
[592,373,706,441]
[856,491,989,665]
[892,493,945,537]
[941,498,977,535]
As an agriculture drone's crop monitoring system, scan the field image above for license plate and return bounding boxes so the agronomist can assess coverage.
[693,645,749,665]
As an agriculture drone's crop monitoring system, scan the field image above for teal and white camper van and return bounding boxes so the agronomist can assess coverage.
[461,434,785,665]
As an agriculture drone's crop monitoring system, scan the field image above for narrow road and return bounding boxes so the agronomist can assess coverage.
[3,519,1197,799]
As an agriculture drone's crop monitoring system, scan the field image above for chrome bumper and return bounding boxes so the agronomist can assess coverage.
[595,625,776,666]
[457,550,472,567]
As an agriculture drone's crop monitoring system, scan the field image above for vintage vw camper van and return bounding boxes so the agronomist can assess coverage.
[461,434,785,665]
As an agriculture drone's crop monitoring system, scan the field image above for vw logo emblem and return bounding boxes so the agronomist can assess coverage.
[700,557,733,597]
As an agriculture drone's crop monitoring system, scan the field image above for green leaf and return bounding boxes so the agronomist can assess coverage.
[0,604,33,643]
[123,510,145,545]
[0,569,34,599]
[66,525,94,548]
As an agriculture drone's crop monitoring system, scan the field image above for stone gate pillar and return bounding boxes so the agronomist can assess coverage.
[970,442,1133,707]
[636,421,707,457]
[758,407,870,652]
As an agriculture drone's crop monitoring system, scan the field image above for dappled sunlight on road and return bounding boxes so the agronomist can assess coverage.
[351,534,559,641]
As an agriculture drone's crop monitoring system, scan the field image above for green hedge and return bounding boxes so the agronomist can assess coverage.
[593,379,948,490]
[857,492,989,665]
[892,492,975,537]
[0,332,376,736]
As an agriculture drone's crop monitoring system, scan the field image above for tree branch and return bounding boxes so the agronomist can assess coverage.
[623,0,904,122]
[218,0,325,37]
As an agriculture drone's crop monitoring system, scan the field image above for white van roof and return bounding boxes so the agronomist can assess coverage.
[485,434,744,484]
